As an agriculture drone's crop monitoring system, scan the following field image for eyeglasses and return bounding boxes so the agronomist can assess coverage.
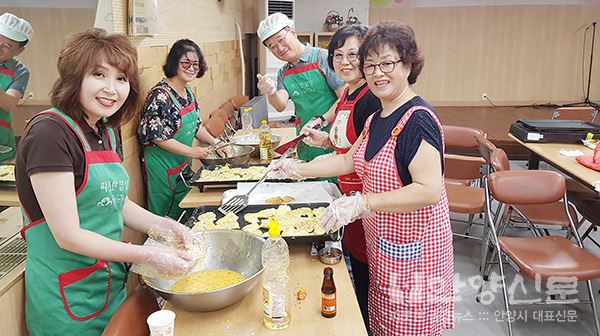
[180,61,200,71]
[267,29,290,52]
[363,60,403,75]
[332,51,358,63]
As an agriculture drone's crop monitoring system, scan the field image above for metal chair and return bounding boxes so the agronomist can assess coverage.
[229,95,249,110]
[477,169,600,336]
[102,287,160,336]
[204,114,227,138]
[552,107,598,122]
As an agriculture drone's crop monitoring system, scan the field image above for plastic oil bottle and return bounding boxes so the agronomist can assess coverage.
[262,219,291,330]
[259,120,273,164]
[241,107,254,131]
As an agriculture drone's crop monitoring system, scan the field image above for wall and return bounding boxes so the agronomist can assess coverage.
[370,5,600,106]
[295,0,369,32]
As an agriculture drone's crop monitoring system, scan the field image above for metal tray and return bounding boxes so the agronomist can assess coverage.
[0,164,16,189]
[184,203,337,243]
[187,164,292,192]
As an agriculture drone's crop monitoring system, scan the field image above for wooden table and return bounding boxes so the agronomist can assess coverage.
[0,189,19,207]
[180,127,298,209]
[509,134,600,192]
[167,243,368,336]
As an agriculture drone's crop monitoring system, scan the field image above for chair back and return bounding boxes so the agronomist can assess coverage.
[490,148,511,172]
[102,288,160,336]
[476,135,497,164]
[443,125,485,149]
[552,107,598,122]
[204,115,226,137]
[230,95,249,110]
[487,170,565,205]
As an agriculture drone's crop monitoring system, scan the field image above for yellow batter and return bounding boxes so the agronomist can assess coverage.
[171,269,245,293]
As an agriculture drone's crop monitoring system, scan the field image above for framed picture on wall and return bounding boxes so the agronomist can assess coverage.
[128,0,159,36]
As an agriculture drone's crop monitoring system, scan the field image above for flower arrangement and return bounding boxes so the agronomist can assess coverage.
[324,11,343,32]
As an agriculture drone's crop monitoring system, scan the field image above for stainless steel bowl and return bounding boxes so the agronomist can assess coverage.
[231,134,282,157]
[143,230,264,312]
[199,144,254,166]
[319,246,343,265]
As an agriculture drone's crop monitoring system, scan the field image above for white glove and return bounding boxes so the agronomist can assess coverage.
[320,192,372,232]
[267,158,304,180]
[257,74,276,95]
[148,218,201,249]
[302,128,332,149]
[300,117,324,136]
[137,245,196,278]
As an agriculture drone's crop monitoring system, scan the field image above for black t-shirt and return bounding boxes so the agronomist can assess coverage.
[344,83,382,136]
[364,96,444,185]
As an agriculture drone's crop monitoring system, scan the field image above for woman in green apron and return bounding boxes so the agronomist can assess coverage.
[138,39,219,220]
[16,29,197,336]
[0,13,33,161]
[256,13,346,168]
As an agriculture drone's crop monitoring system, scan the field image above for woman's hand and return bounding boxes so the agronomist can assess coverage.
[189,146,211,159]
[302,128,332,149]
[138,245,196,277]
[148,218,201,248]
[267,158,304,180]
[320,192,372,232]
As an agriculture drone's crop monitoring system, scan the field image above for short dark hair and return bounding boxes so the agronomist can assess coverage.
[163,39,207,78]
[358,21,425,85]
[18,40,28,47]
[327,24,370,70]
[50,28,142,128]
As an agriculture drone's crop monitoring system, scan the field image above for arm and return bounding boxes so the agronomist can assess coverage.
[368,140,443,213]
[300,132,364,177]
[195,124,218,145]
[267,89,290,112]
[154,138,210,159]
[0,89,22,111]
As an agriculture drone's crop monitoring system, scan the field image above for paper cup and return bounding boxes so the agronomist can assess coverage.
[147,310,176,336]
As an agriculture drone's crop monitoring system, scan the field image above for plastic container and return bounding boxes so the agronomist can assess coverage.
[259,120,273,164]
[241,107,254,131]
[262,219,291,330]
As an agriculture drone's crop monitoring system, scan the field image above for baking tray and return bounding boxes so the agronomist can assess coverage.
[0,164,16,189]
[187,164,292,192]
[184,203,336,243]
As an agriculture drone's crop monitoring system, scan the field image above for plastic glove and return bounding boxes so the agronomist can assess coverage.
[300,117,324,136]
[137,245,195,278]
[319,192,372,233]
[267,158,304,180]
[302,128,332,149]
[148,218,201,250]
[257,74,276,95]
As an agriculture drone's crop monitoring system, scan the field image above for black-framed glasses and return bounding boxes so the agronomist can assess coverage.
[267,29,290,52]
[332,51,358,63]
[180,61,200,70]
[363,60,403,75]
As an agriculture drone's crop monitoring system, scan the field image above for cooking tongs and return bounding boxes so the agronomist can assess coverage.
[218,149,294,215]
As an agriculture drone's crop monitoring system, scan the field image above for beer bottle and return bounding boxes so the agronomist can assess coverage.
[321,267,336,318]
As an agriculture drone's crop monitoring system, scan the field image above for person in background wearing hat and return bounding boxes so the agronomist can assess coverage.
[0,12,32,161]
[256,12,345,167]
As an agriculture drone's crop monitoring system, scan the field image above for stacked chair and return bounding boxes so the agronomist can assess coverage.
[476,168,600,336]
[102,287,160,336]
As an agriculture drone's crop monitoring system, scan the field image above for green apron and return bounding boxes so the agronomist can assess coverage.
[0,59,18,162]
[143,84,198,220]
[20,108,128,335]
[283,48,337,182]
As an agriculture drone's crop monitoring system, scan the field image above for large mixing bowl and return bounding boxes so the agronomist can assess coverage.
[231,133,282,157]
[199,144,254,166]
[143,230,264,312]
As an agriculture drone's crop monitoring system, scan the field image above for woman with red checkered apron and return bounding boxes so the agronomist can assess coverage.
[268,21,454,335]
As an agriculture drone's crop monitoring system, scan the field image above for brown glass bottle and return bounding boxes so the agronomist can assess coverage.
[321,267,336,318]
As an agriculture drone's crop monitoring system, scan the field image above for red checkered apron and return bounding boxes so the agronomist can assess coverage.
[354,106,454,336]
[331,85,371,263]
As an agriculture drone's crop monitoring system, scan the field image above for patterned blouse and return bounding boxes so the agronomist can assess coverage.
[137,79,201,146]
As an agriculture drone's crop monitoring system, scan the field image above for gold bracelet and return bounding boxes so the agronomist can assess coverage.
[364,193,373,212]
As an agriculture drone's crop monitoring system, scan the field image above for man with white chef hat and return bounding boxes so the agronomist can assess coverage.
[256,12,344,168]
[0,12,33,161]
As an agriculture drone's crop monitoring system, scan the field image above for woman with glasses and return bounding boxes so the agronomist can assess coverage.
[269,21,454,335]
[256,13,345,168]
[300,24,380,332]
[138,39,219,219]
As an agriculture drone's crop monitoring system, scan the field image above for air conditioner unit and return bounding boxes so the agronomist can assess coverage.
[258,0,295,122]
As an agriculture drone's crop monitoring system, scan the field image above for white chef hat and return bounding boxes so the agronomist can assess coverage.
[257,12,293,43]
[0,13,33,43]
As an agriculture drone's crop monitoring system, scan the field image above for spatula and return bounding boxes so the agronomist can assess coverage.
[218,149,293,215]
[274,121,326,155]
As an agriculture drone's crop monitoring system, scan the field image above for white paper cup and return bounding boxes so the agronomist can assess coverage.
[147,310,176,336]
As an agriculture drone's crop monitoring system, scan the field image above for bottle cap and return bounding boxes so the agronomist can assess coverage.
[243,107,252,113]
[261,120,267,125]
[587,132,594,139]
[268,218,280,237]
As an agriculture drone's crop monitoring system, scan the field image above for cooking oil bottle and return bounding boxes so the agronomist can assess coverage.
[262,219,291,330]
[259,120,273,164]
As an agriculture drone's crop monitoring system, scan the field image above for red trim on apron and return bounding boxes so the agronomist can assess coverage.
[20,217,45,241]
[0,119,11,129]
[167,159,188,192]
[179,101,196,117]
[0,67,14,81]
[86,150,121,164]
[58,260,112,321]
